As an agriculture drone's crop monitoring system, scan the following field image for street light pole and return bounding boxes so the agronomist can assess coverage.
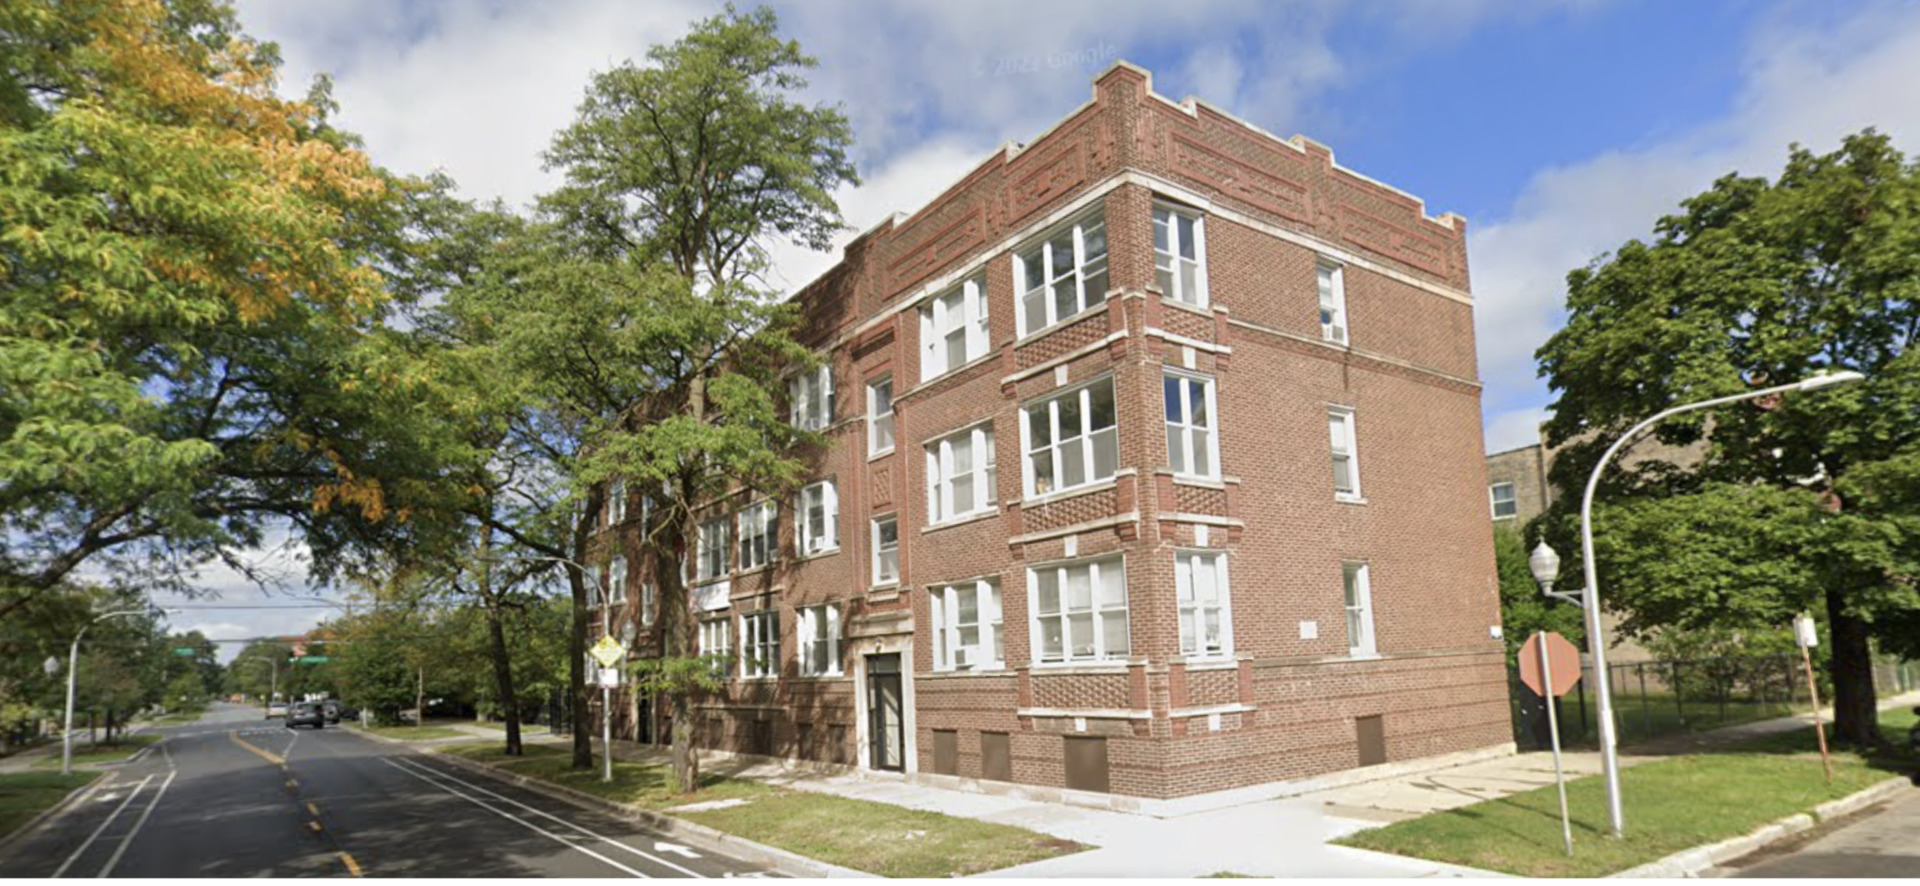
[1557,369,1864,838]
[64,608,178,776]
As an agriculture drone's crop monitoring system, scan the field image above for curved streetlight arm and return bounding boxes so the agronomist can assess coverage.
[63,608,169,776]
[1576,370,1863,838]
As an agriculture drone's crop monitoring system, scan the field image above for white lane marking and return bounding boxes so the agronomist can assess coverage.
[98,764,177,877]
[655,842,702,859]
[51,775,151,879]
[386,756,708,877]
[378,758,649,878]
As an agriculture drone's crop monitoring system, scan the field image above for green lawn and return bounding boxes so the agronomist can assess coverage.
[32,734,161,770]
[438,742,1086,877]
[439,741,567,765]
[1533,692,1804,749]
[1337,713,1915,878]
[354,725,470,741]
[469,720,549,734]
[0,771,100,839]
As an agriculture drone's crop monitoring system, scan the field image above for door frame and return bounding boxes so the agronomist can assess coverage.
[851,635,916,774]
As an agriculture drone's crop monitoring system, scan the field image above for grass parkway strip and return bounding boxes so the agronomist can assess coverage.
[436,741,1088,877]
[1336,709,1918,878]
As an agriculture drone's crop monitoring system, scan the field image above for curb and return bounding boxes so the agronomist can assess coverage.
[1611,775,1914,878]
[0,769,108,861]
[424,748,877,878]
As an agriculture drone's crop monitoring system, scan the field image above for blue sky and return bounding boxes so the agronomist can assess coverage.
[185,0,1920,645]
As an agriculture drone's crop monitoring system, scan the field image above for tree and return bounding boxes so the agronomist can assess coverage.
[446,4,857,785]
[1536,130,1920,748]
[0,0,433,619]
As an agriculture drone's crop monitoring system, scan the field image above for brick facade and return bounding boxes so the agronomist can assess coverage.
[585,62,1509,800]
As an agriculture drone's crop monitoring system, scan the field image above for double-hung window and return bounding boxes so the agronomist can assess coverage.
[1490,482,1517,520]
[867,377,895,455]
[1024,378,1117,498]
[586,564,603,608]
[871,516,899,586]
[1164,372,1219,479]
[927,424,995,523]
[797,604,841,676]
[607,480,626,525]
[741,610,779,678]
[1343,562,1376,656]
[1030,555,1128,663]
[791,364,834,431]
[798,481,838,555]
[695,516,730,582]
[1329,408,1361,500]
[607,555,628,604]
[641,582,656,625]
[1154,205,1206,306]
[737,501,776,571]
[698,617,730,671]
[1176,551,1231,657]
[1015,211,1109,336]
[930,579,1002,671]
[1318,261,1348,345]
[920,277,989,381]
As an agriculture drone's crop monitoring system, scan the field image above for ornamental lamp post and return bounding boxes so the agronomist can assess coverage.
[64,608,181,775]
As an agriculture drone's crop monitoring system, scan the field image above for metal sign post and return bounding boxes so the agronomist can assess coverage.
[590,634,626,784]
[1540,634,1573,856]
[1521,630,1583,857]
[1793,614,1833,785]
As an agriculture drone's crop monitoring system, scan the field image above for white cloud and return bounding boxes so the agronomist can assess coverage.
[1469,2,1920,449]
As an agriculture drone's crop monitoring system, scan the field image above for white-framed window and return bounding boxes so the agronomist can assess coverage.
[1015,211,1110,336]
[1343,562,1376,657]
[1029,555,1128,664]
[1164,371,1220,479]
[1176,551,1231,657]
[791,364,834,431]
[737,500,777,571]
[1329,407,1361,500]
[698,616,730,671]
[920,276,990,381]
[1023,378,1118,498]
[1154,204,1207,306]
[797,604,841,676]
[586,564,603,607]
[1318,261,1348,345]
[868,376,895,455]
[926,423,996,524]
[640,494,653,529]
[741,610,779,678]
[930,579,1003,671]
[1490,482,1517,520]
[871,515,899,587]
[607,555,628,604]
[606,479,626,525]
[641,582,656,625]
[696,515,730,582]
[798,481,838,555]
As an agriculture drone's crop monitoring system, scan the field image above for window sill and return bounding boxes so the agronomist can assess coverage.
[1022,474,1121,508]
[1345,652,1382,662]
[923,667,1014,679]
[1013,306,1105,349]
[1025,660,1135,674]
[1177,655,1239,669]
[733,563,774,580]
[867,446,895,462]
[739,674,779,683]
[924,508,999,533]
[796,546,841,562]
[905,352,999,400]
[1159,294,1213,317]
[1335,494,1368,505]
[1169,473,1226,489]
[1492,514,1516,521]
[789,672,848,681]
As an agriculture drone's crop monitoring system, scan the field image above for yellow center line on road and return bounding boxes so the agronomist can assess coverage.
[228,730,285,766]
[339,852,364,877]
[306,801,320,816]
[308,820,323,833]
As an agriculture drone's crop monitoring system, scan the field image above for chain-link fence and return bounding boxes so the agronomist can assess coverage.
[1509,654,1920,751]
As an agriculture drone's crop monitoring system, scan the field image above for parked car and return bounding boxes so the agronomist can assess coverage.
[285,701,326,729]
[265,702,288,719]
[320,700,342,724]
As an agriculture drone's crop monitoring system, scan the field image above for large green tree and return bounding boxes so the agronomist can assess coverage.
[0,0,436,619]
[1536,130,1920,747]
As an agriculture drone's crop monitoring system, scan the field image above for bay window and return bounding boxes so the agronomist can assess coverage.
[1030,555,1128,663]
[1024,378,1118,497]
[1164,371,1219,479]
[1176,551,1231,657]
[1154,205,1206,306]
[1015,211,1109,336]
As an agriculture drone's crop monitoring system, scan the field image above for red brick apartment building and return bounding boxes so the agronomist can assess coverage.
[581,61,1511,807]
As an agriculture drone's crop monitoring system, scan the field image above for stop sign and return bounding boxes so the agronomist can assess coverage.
[1519,631,1582,697]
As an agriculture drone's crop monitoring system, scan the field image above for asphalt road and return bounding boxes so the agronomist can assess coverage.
[2,702,778,878]
[1728,783,1920,878]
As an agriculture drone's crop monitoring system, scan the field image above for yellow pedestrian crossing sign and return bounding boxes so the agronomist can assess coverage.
[590,635,626,669]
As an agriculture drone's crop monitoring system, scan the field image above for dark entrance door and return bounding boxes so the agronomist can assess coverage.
[866,653,904,771]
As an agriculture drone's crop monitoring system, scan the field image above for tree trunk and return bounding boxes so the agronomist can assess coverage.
[569,488,601,770]
[671,691,698,793]
[1824,589,1883,748]
[487,601,522,757]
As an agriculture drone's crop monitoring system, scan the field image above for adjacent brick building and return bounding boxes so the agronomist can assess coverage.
[584,62,1511,803]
